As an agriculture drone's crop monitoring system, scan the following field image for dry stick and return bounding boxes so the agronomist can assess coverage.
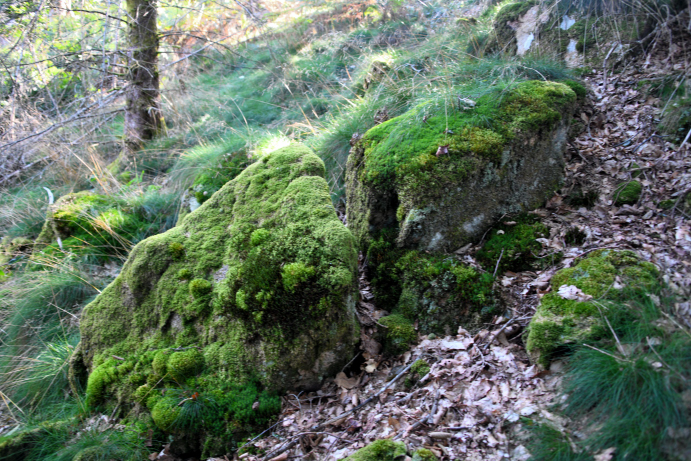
[583,343,629,362]
[262,362,415,461]
[661,311,691,339]
[601,44,618,99]
[492,248,504,278]
[0,156,49,184]
[482,315,532,351]
[399,388,441,437]
[236,419,283,454]
[341,351,362,373]
[680,126,691,150]
[593,301,626,357]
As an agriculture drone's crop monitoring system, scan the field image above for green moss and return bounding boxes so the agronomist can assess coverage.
[614,180,642,205]
[412,448,437,461]
[526,250,659,367]
[152,350,169,376]
[133,384,153,404]
[250,228,271,247]
[281,262,316,292]
[406,358,431,387]
[167,349,205,381]
[366,239,496,334]
[85,359,119,407]
[569,19,597,53]
[189,278,212,299]
[562,80,587,101]
[169,242,185,260]
[359,81,576,188]
[151,397,182,432]
[526,321,565,368]
[344,439,407,461]
[177,268,192,280]
[185,148,255,211]
[33,190,175,263]
[76,144,359,447]
[379,314,417,355]
[411,358,431,377]
[477,215,550,273]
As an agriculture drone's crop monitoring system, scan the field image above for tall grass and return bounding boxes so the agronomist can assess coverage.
[529,290,691,460]
[0,268,99,417]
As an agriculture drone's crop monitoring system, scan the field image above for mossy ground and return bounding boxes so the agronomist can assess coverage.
[526,250,659,367]
[477,214,558,274]
[613,180,642,206]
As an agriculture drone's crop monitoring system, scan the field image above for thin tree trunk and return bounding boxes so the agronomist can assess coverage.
[124,0,161,153]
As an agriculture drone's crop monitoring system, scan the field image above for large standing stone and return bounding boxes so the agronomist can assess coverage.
[73,144,359,408]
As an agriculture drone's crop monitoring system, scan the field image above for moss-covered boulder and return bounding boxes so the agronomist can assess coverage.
[346,80,577,254]
[72,144,359,444]
[526,250,658,367]
[33,190,172,263]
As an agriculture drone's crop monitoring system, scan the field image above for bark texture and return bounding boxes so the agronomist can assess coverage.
[124,0,161,151]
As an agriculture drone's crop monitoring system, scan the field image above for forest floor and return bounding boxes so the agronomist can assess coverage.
[144,44,691,461]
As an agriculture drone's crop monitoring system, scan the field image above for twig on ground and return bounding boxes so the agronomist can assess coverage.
[262,362,415,461]
[493,248,505,278]
[583,343,630,362]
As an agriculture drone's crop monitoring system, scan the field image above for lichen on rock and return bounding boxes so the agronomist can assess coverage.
[72,143,359,448]
[526,249,659,367]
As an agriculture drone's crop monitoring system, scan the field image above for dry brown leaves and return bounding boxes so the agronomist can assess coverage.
[240,327,563,461]
[529,46,690,326]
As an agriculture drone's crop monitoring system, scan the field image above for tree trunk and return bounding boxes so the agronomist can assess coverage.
[124,0,161,153]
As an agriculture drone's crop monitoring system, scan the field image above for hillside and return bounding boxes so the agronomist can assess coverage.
[0,1,689,460]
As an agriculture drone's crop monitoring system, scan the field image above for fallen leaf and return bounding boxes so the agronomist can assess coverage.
[334,372,359,390]
[436,145,449,157]
[594,447,616,461]
[557,285,593,302]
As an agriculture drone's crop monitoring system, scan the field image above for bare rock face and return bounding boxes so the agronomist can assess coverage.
[346,80,578,254]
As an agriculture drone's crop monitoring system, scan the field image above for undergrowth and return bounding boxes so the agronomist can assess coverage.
[0,0,682,459]
[528,289,691,460]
